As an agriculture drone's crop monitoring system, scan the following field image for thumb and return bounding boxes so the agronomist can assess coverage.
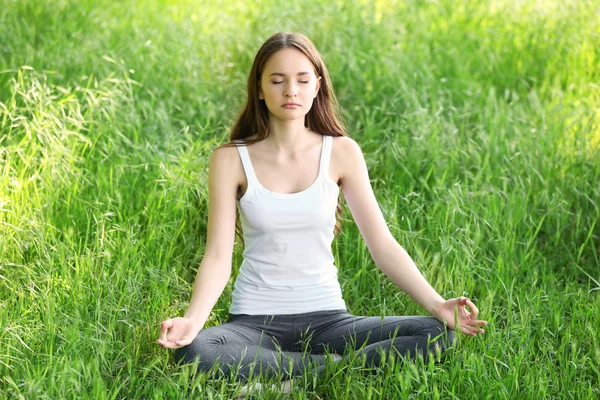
[175,338,192,347]
[159,319,174,341]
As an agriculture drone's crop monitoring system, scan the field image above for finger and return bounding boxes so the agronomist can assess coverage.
[476,320,487,334]
[463,318,487,327]
[464,323,484,335]
[159,319,173,341]
[465,323,485,334]
[175,338,192,347]
[463,319,487,334]
[459,325,477,336]
[464,298,479,320]
[157,339,183,349]
[455,297,468,314]
[456,296,471,308]
[458,317,480,330]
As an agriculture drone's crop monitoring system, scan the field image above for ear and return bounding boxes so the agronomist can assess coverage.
[314,76,321,98]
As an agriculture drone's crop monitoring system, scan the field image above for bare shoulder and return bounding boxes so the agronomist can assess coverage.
[332,136,363,157]
[211,144,239,162]
[210,145,242,171]
[331,136,365,181]
[209,145,244,187]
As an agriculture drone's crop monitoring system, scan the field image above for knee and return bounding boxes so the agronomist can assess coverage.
[173,341,202,367]
[423,318,453,352]
[173,344,196,366]
[173,331,230,372]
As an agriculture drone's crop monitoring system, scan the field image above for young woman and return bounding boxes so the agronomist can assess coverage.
[157,32,487,381]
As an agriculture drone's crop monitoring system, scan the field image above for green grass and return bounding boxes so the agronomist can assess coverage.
[1,0,599,398]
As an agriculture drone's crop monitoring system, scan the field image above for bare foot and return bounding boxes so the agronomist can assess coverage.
[238,379,293,398]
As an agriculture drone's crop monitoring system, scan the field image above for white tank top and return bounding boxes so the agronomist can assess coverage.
[229,135,347,315]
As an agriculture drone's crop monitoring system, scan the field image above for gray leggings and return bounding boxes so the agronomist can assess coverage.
[174,309,453,380]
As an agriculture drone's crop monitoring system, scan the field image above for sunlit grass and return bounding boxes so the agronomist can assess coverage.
[1,0,599,398]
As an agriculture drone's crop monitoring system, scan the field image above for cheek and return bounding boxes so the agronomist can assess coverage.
[265,92,280,106]
[264,86,280,99]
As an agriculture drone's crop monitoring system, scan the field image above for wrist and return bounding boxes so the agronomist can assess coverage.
[182,312,206,331]
[428,298,446,318]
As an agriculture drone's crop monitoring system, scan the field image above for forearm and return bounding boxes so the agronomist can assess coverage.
[372,239,444,315]
[183,254,232,329]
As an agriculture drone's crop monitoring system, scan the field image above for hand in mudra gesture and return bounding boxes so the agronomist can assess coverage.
[432,297,487,336]
[157,317,200,349]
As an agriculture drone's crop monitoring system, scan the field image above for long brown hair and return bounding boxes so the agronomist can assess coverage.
[225,32,348,239]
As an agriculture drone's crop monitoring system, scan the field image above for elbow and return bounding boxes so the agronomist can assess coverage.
[199,253,233,275]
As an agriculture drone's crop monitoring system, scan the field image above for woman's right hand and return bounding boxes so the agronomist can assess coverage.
[157,317,200,349]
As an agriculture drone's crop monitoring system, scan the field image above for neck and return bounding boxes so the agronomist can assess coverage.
[265,115,312,151]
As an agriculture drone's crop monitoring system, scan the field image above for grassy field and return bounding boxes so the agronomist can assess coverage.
[1,0,599,398]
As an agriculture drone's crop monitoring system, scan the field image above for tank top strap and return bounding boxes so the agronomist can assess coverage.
[235,144,259,186]
[318,135,334,178]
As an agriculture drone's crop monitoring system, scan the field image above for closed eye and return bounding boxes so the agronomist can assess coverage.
[271,81,310,84]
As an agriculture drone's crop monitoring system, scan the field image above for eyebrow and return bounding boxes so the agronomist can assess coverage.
[269,72,312,77]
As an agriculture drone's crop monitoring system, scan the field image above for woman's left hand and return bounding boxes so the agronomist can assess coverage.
[432,297,487,336]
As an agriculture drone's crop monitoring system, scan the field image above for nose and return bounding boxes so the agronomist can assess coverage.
[284,82,298,98]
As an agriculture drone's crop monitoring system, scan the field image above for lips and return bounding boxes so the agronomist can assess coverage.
[282,103,300,108]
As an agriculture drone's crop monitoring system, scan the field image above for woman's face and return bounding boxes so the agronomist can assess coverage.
[259,48,321,123]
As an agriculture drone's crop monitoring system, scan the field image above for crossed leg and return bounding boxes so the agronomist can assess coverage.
[173,315,331,380]
[306,313,453,365]
[173,311,453,380]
